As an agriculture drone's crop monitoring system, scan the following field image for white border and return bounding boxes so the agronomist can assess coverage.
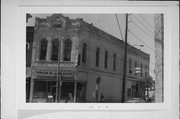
[16,5,173,111]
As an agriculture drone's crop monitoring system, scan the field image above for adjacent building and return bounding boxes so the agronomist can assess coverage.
[26,14,150,103]
[154,14,164,102]
[26,26,34,102]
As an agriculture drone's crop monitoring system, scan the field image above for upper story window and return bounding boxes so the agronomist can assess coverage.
[129,59,132,73]
[113,54,116,71]
[104,50,108,69]
[96,48,100,66]
[77,54,81,66]
[51,39,59,61]
[141,64,143,77]
[135,61,137,75]
[145,65,148,78]
[39,38,48,60]
[82,43,87,64]
[63,39,72,61]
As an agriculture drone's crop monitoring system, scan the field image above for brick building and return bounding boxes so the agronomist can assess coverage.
[26,14,150,103]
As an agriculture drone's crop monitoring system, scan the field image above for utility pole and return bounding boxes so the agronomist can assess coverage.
[121,13,128,103]
[56,27,62,102]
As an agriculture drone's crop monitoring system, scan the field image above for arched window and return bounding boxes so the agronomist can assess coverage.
[104,50,108,69]
[51,39,59,61]
[141,64,143,77]
[63,39,72,61]
[113,54,116,71]
[129,59,132,73]
[39,39,48,60]
[135,61,137,75]
[145,65,148,77]
[96,48,100,66]
[82,43,87,63]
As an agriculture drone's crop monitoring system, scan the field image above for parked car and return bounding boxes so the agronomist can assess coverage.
[125,98,146,103]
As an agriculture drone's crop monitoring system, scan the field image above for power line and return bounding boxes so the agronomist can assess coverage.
[115,14,124,41]
[128,29,155,51]
[139,14,154,30]
[131,21,154,40]
[132,14,154,34]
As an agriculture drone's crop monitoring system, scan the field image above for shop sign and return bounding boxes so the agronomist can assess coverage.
[61,72,74,77]
[33,69,74,78]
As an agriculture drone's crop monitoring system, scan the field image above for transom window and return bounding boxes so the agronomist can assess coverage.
[39,39,48,60]
[63,39,72,61]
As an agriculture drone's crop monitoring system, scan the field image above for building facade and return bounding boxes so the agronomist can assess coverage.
[26,14,150,103]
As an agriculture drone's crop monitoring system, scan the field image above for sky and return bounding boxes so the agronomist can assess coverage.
[27,14,155,80]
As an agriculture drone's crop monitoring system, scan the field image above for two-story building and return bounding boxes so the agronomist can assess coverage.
[26,14,150,103]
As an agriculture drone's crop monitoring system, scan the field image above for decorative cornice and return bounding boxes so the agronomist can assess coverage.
[35,14,150,61]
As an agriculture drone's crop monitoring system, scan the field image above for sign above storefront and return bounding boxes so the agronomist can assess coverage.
[33,69,74,78]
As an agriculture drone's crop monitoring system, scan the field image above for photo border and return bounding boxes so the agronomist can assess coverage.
[16,4,174,111]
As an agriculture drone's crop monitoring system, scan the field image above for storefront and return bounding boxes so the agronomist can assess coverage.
[30,68,86,103]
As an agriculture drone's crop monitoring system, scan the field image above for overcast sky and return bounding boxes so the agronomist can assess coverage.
[27,14,155,79]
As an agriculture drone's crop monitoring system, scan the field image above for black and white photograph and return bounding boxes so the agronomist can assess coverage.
[2,1,179,119]
[26,13,163,103]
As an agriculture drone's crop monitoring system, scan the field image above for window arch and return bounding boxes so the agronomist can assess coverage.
[39,38,48,60]
[51,39,59,61]
[96,48,100,66]
[63,39,72,61]
[82,43,87,63]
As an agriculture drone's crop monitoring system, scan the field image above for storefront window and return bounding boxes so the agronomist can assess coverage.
[33,81,56,102]
[33,80,86,103]
[76,83,86,101]
[34,81,46,99]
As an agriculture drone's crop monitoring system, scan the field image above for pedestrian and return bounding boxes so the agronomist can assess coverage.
[65,94,70,103]
[100,93,105,102]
